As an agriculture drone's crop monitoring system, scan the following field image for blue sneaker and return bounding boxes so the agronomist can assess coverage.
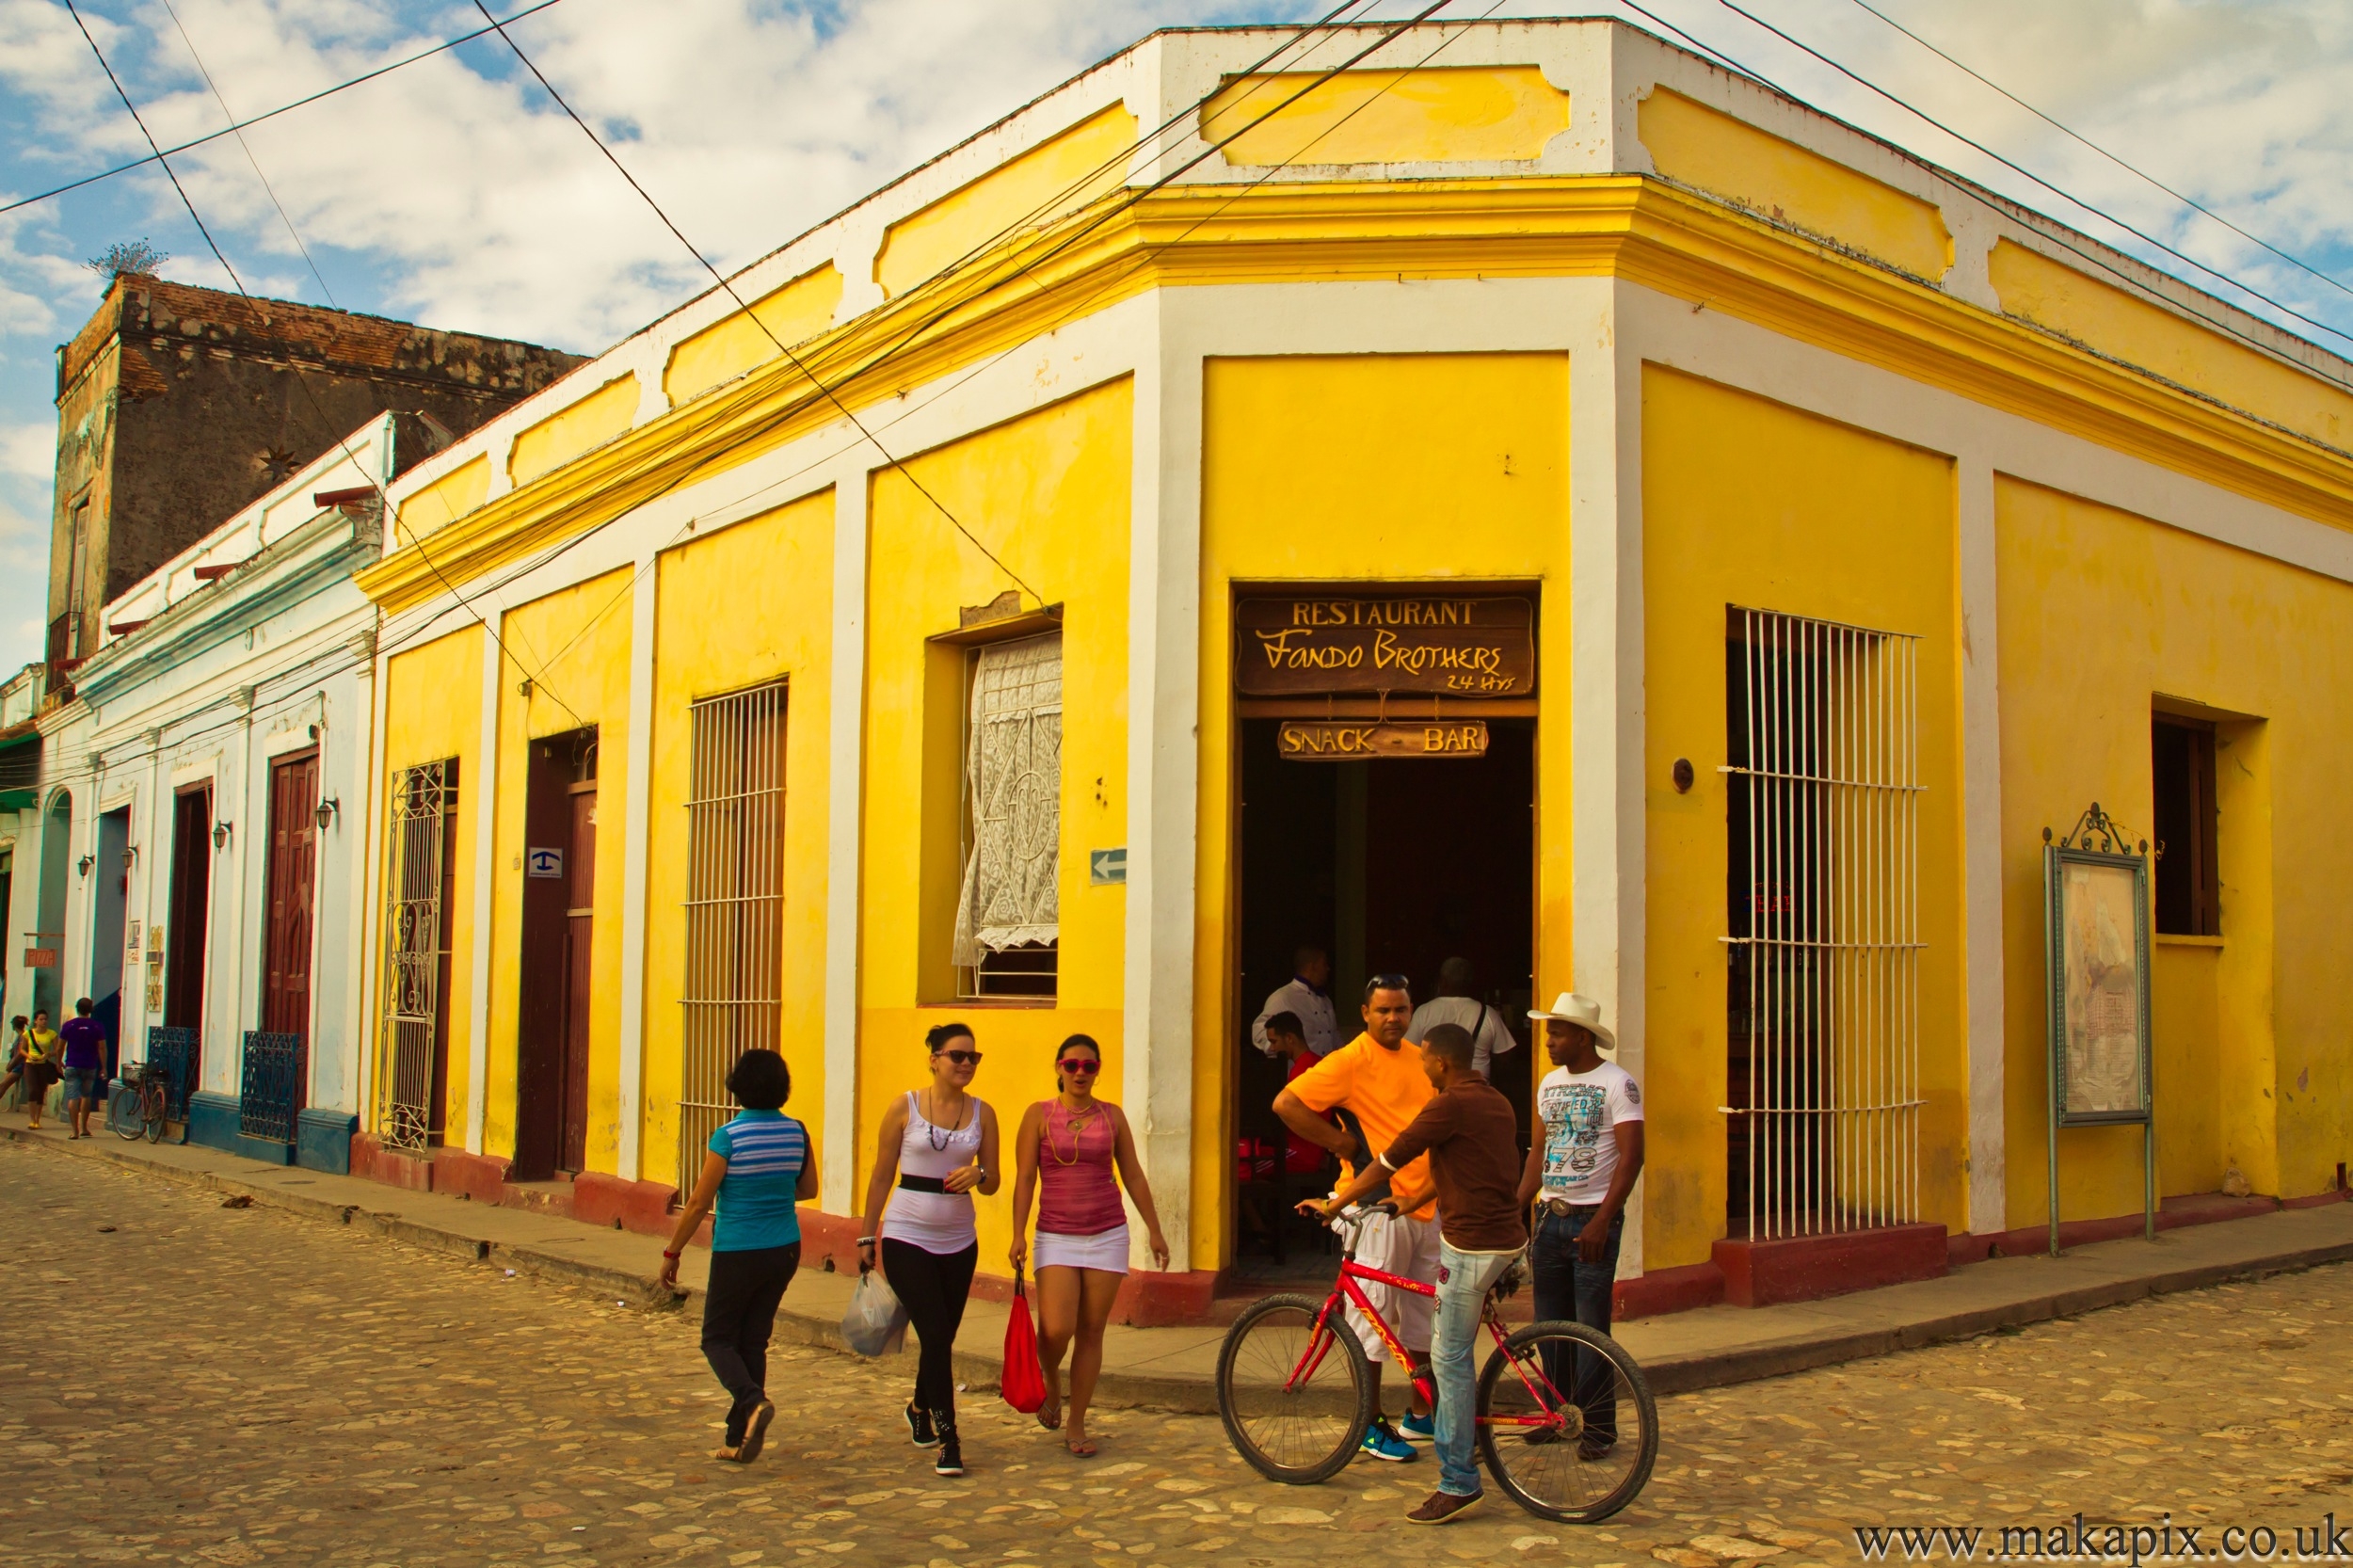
[1359,1419,1417,1464]
[1399,1411,1435,1444]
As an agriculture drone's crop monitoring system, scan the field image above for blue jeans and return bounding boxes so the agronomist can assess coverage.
[1529,1205,1623,1446]
[1433,1240,1515,1496]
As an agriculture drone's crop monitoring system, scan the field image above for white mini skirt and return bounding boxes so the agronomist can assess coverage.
[1034,1224,1130,1274]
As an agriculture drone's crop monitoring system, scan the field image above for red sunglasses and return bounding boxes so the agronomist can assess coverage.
[1057,1058,1101,1075]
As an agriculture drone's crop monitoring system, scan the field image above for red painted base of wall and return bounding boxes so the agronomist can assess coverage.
[1713,1223,1948,1308]
[572,1173,680,1237]
[349,1133,435,1192]
[1946,1187,2349,1266]
[1614,1259,1726,1320]
[433,1148,512,1206]
[1114,1270,1223,1327]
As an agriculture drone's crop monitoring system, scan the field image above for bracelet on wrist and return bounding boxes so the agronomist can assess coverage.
[663,1249,681,1259]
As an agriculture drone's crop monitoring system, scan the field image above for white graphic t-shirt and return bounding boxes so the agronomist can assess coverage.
[1536,1061,1643,1204]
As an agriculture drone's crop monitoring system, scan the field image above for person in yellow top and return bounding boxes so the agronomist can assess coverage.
[11,1010,58,1130]
[1275,974,1439,1463]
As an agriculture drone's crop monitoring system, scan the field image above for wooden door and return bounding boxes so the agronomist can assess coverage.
[558,785,597,1173]
[166,787,212,1033]
[264,753,319,1038]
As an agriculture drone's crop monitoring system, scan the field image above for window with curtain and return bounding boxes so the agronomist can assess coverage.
[954,632,1061,998]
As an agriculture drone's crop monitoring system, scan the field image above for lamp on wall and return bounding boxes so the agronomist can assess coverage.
[212,821,231,850]
[76,854,92,877]
[315,796,340,832]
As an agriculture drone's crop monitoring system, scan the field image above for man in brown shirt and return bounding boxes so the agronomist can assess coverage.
[1306,1023,1526,1526]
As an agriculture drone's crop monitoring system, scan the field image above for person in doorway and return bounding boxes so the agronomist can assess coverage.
[0,1016,29,1111]
[1251,946,1338,1061]
[1516,992,1645,1461]
[1305,1021,1527,1525]
[1406,957,1520,1080]
[1007,1033,1172,1457]
[1275,974,1440,1461]
[57,997,105,1140]
[858,1022,1001,1479]
[659,1048,815,1464]
[15,1010,56,1129]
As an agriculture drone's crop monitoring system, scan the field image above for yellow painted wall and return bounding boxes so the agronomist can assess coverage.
[1640,88,1953,282]
[379,627,484,1139]
[1995,477,2353,1216]
[1200,353,1574,1270]
[1202,66,1571,166]
[1990,240,2353,456]
[874,103,1138,299]
[663,266,845,408]
[483,568,635,1168]
[858,378,1132,1271]
[642,489,835,1190]
[395,455,489,542]
[508,375,640,488]
[1641,366,1963,1267]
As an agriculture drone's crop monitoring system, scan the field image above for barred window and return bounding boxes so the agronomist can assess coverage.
[678,680,788,1190]
[953,632,1061,999]
[378,760,457,1153]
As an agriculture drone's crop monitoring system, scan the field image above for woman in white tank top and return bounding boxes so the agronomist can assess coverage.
[857,1022,1000,1479]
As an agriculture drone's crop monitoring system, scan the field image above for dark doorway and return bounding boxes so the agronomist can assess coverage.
[166,786,212,1048]
[515,728,597,1179]
[263,751,320,1038]
[1232,717,1536,1273]
[2151,716,2218,937]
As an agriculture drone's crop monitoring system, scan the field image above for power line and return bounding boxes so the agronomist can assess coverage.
[1844,0,2353,310]
[1,0,571,216]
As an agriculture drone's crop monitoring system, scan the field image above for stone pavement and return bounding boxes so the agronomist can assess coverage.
[5,1136,2350,1567]
[6,1118,2352,1411]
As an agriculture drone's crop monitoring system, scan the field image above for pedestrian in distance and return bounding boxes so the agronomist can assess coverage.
[858,1021,1000,1479]
[1305,1021,1528,1526]
[1405,956,1520,1079]
[0,1016,28,1111]
[15,1010,56,1130]
[1516,992,1645,1461]
[58,998,106,1141]
[1274,973,1441,1461]
[1006,1033,1173,1458]
[659,1048,815,1464]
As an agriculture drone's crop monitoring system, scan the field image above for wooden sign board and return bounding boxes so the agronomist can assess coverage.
[1235,594,1535,697]
[23,948,56,968]
[1278,720,1490,761]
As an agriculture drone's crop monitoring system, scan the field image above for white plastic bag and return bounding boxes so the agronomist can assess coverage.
[841,1270,909,1358]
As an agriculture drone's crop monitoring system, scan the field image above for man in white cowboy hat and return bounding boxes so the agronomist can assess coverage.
[1515,992,1645,1460]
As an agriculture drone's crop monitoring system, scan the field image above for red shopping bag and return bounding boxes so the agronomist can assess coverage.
[1000,1269,1048,1414]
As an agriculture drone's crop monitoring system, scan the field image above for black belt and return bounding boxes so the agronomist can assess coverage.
[897,1173,949,1194]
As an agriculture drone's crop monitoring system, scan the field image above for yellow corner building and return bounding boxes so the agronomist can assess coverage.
[348,20,2353,1319]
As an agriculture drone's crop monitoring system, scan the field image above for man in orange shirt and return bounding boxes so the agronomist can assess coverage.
[1276,974,1439,1463]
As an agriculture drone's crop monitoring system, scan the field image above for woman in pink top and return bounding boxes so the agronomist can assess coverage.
[1008,1033,1170,1456]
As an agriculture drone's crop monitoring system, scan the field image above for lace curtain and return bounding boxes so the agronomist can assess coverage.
[952,633,1061,967]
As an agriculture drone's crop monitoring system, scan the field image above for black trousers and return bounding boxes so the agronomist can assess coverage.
[881,1238,978,1415]
[701,1242,801,1444]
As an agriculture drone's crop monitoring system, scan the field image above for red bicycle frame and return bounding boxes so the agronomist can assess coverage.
[1288,1250,1574,1435]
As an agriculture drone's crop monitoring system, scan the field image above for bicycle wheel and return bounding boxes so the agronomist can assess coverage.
[1216,1292,1373,1485]
[143,1083,168,1143]
[109,1082,145,1141]
[1477,1320,1658,1524]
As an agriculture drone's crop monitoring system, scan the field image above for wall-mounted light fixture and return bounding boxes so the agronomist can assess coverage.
[76,854,93,877]
[315,797,340,832]
[212,821,232,850]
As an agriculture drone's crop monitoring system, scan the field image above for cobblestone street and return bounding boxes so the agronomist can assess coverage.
[2,1140,2346,1566]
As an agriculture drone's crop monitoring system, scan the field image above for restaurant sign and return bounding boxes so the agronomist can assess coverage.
[1278,720,1490,761]
[1235,594,1534,697]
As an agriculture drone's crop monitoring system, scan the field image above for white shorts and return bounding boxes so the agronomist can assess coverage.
[1034,1224,1130,1274]
[1337,1208,1440,1362]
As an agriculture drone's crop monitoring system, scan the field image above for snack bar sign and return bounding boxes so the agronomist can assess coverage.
[1234,594,1535,697]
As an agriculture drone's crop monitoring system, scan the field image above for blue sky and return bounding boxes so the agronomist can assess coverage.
[5,0,2352,673]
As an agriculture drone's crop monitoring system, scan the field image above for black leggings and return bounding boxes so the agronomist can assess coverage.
[701,1242,801,1444]
[882,1238,978,1415]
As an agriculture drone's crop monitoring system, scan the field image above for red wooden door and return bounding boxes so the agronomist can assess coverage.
[557,784,597,1173]
[264,752,319,1038]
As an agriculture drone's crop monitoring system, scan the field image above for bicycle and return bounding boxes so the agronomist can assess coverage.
[109,1061,170,1144]
[1214,1204,1657,1523]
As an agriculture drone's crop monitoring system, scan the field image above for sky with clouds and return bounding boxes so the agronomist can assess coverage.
[2,0,2350,673]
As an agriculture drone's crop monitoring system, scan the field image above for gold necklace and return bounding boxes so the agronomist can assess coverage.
[1047,1097,1097,1166]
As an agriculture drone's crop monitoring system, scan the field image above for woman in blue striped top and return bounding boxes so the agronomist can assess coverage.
[660,1048,817,1463]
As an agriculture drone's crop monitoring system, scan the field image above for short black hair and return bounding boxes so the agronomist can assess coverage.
[924,1021,975,1054]
[9,1016,24,1031]
[1420,1022,1475,1074]
[1294,945,1328,971]
[1265,1011,1305,1040]
[726,1048,792,1110]
[1057,1032,1101,1061]
[74,997,93,1016]
[1365,972,1411,1003]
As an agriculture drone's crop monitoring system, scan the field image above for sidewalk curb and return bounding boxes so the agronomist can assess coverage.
[16,1125,2349,1416]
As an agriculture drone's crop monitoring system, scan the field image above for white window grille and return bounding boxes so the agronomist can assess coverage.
[679,680,789,1192]
[379,760,456,1152]
[953,632,1061,999]
[1725,608,1922,1240]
